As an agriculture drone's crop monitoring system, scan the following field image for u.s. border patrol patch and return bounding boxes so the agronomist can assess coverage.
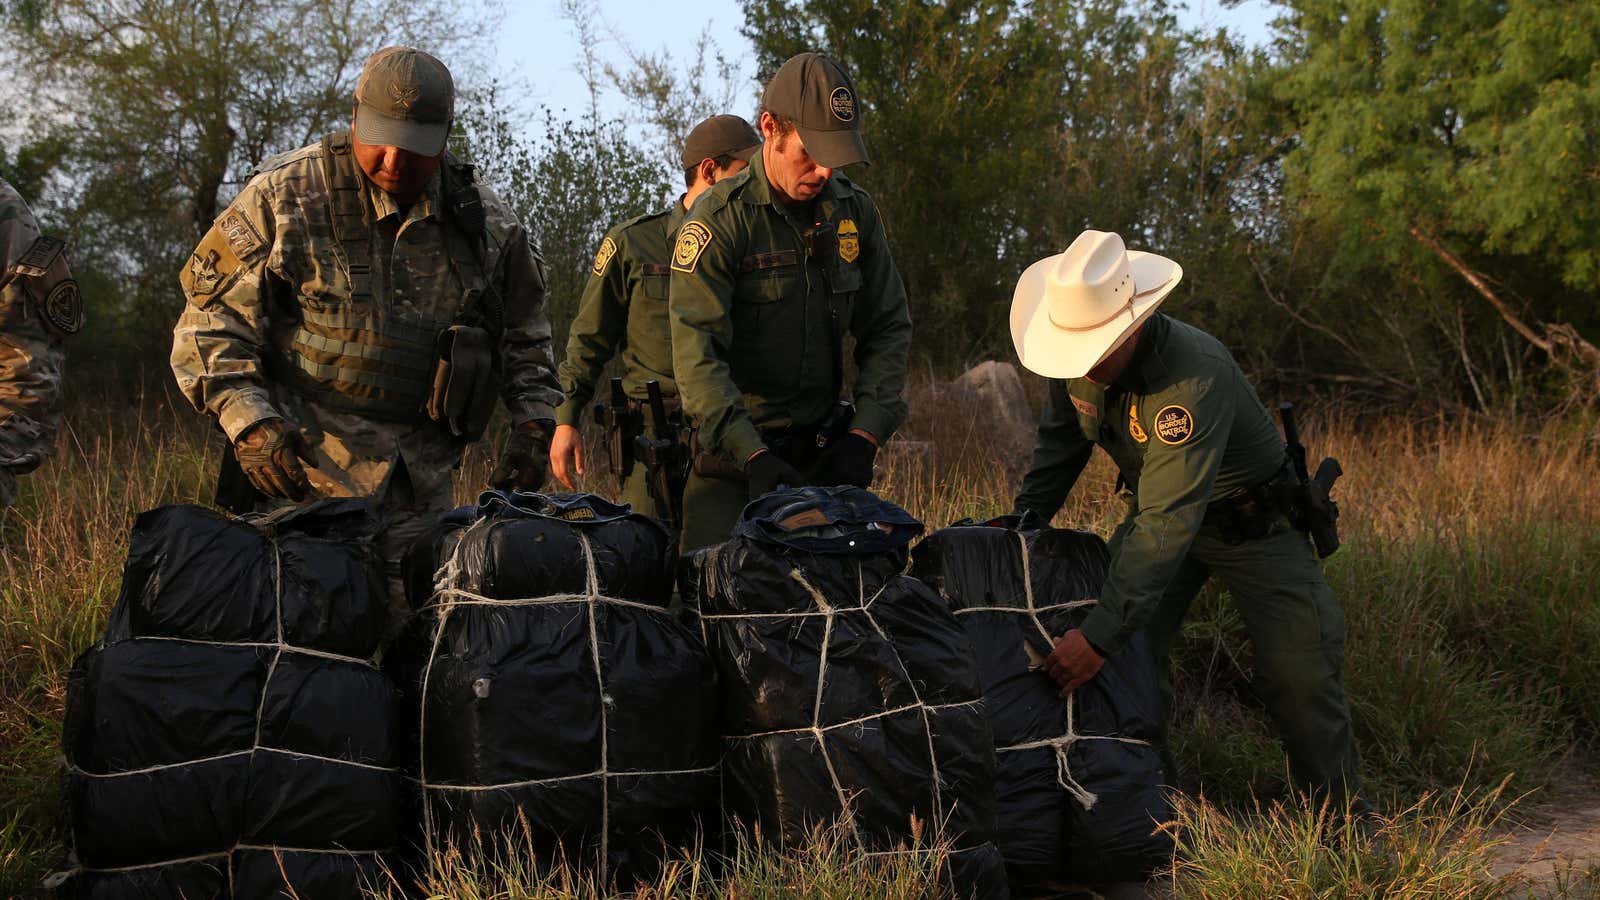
[830,87,856,123]
[1154,404,1194,445]
[1128,402,1148,443]
[672,221,713,274]
[1070,395,1099,418]
[592,236,617,276]
[837,218,860,264]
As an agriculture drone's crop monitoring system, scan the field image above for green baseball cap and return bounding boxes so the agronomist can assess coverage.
[353,46,455,157]
[761,52,869,169]
[681,115,761,168]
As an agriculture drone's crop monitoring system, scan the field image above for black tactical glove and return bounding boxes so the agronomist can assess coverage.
[746,450,807,500]
[813,432,878,488]
[235,418,313,501]
[489,421,554,492]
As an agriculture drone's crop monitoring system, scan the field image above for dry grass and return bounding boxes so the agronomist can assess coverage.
[2,392,1598,895]
[375,813,949,899]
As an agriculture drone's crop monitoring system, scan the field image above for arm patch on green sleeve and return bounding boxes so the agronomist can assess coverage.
[592,236,617,276]
[671,221,713,274]
[1154,404,1194,445]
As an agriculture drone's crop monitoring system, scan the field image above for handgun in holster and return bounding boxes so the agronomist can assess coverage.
[632,380,690,528]
[592,377,643,479]
[1278,402,1343,558]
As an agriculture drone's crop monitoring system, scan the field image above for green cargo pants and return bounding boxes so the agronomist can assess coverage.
[1108,510,1364,803]
[617,464,657,518]
[679,469,751,553]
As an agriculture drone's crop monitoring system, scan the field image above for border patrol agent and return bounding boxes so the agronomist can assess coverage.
[170,47,560,614]
[549,115,760,520]
[1,177,80,508]
[669,53,912,551]
[1011,230,1366,806]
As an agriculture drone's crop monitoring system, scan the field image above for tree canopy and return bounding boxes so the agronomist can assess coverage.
[1,0,1595,411]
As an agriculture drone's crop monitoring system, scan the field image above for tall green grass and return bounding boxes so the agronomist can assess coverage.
[2,395,1597,895]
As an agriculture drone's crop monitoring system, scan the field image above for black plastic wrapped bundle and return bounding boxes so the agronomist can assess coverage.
[53,499,404,899]
[910,520,1173,889]
[400,491,718,886]
[687,487,1010,900]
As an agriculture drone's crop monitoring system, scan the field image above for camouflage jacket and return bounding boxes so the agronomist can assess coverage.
[554,198,686,427]
[169,136,560,508]
[1,176,75,504]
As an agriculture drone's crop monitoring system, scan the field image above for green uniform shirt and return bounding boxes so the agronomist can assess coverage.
[554,199,687,426]
[668,151,911,464]
[1015,314,1286,654]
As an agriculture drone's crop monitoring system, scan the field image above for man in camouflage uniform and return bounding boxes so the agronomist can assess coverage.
[550,114,760,521]
[1010,230,1365,807]
[669,53,912,551]
[1,177,79,509]
[170,47,560,611]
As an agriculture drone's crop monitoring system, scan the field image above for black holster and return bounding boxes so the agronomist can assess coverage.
[598,398,646,477]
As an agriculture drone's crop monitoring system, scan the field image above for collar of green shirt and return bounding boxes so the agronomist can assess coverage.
[1112,313,1173,393]
[739,148,853,211]
[668,193,688,233]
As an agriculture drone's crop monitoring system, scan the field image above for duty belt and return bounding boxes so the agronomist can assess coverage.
[1203,463,1296,544]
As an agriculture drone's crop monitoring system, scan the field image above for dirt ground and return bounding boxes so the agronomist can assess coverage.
[1492,779,1600,894]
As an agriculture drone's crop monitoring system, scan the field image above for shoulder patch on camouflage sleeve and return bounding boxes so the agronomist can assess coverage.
[11,235,64,278]
[180,225,247,305]
[217,208,265,259]
[1154,404,1194,445]
[39,278,82,336]
[592,236,617,276]
[10,236,82,337]
[671,221,713,274]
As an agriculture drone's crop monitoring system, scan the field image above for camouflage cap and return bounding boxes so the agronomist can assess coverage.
[353,46,454,157]
[761,52,869,168]
[681,115,761,168]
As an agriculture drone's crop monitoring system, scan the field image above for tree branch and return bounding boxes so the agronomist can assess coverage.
[1407,226,1550,353]
[1247,248,1417,393]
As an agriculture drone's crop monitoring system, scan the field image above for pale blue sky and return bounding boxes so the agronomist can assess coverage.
[493,0,1280,127]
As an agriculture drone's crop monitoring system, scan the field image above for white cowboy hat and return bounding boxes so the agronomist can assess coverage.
[1010,230,1183,379]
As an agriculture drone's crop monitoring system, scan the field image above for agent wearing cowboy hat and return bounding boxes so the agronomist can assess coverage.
[1011,230,1366,808]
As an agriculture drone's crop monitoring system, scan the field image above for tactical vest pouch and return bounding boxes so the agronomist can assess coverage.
[427,325,497,441]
